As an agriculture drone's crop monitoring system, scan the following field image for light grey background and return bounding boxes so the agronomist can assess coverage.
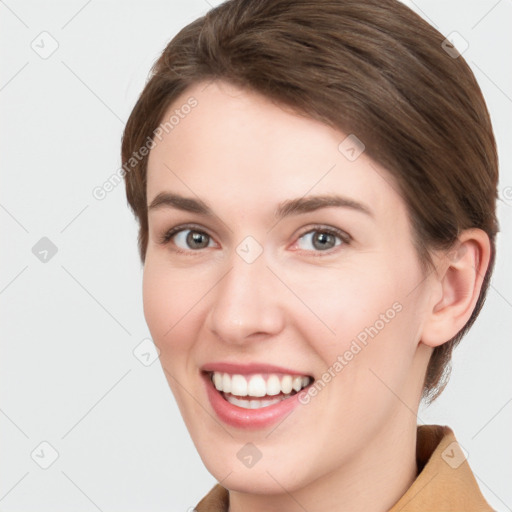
[1,1,511,510]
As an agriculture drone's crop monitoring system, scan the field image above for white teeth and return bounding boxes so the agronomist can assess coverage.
[281,375,293,394]
[210,372,312,397]
[247,374,267,397]
[224,393,293,409]
[231,374,248,396]
[213,372,223,391]
[266,375,281,396]
[292,376,303,392]
[222,373,231,394]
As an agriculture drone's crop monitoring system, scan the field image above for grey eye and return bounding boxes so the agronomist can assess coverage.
[174,229,213,250]
[297,230,342,251]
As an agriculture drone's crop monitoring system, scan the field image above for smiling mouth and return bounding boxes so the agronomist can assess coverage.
[206,371,314,409]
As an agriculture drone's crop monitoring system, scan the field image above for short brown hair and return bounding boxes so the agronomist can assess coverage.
[121,0,499,404]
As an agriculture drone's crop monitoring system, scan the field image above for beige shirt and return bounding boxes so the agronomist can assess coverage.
[194,424,494,511]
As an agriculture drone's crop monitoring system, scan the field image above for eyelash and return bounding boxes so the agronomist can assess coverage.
[158,223,351,257]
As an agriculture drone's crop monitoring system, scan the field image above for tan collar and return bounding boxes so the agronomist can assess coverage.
[195,424,493,511]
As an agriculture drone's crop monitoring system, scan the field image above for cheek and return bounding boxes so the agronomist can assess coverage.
[282,262,397,347]
[142,264,170,340]
[142,261,212,423]
[290,256,420,377]
[142,262,202,358]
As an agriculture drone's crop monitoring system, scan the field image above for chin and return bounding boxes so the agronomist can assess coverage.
[213,468,305,495]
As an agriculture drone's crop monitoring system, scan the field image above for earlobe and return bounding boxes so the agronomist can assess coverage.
[420,229,490,348]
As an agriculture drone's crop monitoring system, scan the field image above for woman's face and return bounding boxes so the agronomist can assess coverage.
[143,79,435,494]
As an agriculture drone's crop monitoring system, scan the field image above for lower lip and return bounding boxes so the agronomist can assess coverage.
[201,372,308,430]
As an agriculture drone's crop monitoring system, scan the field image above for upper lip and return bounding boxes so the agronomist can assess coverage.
[200,362,313,377]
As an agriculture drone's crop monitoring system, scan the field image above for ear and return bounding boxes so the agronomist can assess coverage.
[420,228,491,348]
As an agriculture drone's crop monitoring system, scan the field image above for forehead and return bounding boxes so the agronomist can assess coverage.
[146,80,406,225]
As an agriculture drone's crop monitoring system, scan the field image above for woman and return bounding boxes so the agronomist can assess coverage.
[121,0,499,510]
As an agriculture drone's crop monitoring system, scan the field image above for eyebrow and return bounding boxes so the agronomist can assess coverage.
[148,192,374,220]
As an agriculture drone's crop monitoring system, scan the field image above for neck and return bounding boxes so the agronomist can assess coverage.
[228,415,419,512]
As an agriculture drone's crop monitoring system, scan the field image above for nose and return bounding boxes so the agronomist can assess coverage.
[205,246,285,345]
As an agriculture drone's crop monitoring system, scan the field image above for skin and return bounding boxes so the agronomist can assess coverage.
[142,79,490,512]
